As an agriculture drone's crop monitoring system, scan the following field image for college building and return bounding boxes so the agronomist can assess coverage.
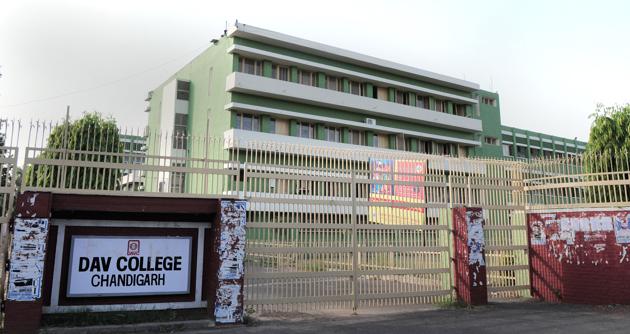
[144,22,586,183]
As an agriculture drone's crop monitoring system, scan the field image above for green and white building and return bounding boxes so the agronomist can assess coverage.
[145,22,586,175]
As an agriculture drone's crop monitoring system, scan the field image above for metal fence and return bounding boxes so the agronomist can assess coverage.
[0,117,584,312]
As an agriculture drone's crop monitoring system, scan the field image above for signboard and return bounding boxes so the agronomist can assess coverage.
[67,236,192,297]
[369,159,425,224]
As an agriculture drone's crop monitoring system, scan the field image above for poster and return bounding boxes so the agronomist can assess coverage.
[369,159,425,225]
[466,208,486,266]
[530,219,546,245]
[528,210,630,264]
[67,236,192,297]
[614,213,630,244]
[215,200,247,324]
[218,200,247,280]
[214,284,241,323]
[7,218,49,301]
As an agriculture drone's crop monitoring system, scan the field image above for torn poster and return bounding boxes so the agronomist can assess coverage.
[215,200,247,324]
[7,218,49,301]
[466,208,486,266]
[214,284,241,323]
[530,220,546,245]
[218,200,247,280]
[614,212,630,244]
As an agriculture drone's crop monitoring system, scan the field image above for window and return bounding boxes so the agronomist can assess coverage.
[169,162,185,193]
[482,97,496,106]
[435,143,451,156]
[297,121,315,139]
[240,57,263,76]
[235,113,260,131]
[299,70,315,86]
[372,134,379,147]
[278,66,289,81]
[326,76,339,91]
[417,95,430,109]
[435,99,447,112]
[325,126,341,142]
[502,144,511,156]
[484,136,498,145]
[454,104,466,116]
[396,91,409,105]
[173,113,188,149]
[404,138,415,152]
[516,146,528,158]
[176,80,190,100]
[350,81,362,95]
[531,147,541,157]
[458,145,468,157]
[348,129,365,145]
[269,118,276,134]
[421,140,433,154]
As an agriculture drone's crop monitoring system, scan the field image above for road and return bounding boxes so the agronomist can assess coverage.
[188,301,630,334]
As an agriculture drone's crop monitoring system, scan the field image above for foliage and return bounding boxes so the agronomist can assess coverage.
[26,112,122,190]
[584,104,630,202]
[586,104,630,155]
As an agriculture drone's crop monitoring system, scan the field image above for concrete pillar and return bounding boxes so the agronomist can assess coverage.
[452,207,488,306]
[210,200,248,324]
[5,192,53,334]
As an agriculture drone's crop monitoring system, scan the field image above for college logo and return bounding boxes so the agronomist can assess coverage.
[127,240,140,256]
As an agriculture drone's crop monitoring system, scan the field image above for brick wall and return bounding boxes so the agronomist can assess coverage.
[528,210,630,304]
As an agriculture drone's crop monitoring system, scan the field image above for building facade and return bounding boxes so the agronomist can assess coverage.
[145,22,586,190]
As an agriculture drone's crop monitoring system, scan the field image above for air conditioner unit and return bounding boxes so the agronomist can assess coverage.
[365,118,376,126]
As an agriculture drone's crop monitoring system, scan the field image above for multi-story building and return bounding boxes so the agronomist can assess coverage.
[119,134,146,191]
[144,22,586,191]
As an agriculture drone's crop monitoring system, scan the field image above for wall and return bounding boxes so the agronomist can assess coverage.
[471,90,503,158]
[528,209,630,304]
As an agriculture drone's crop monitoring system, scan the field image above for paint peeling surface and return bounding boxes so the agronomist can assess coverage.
[528,210,630,265]
[214,284,241,323]
[215,200,247,324]
[7,218,49,301]
[466,208,486,267]
[218,200,247,280]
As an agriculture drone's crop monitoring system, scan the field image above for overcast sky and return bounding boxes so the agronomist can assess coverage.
[1,0,629,141]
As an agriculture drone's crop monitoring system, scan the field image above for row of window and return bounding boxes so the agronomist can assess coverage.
[238,57,472,117]
[234,112,467,156]
[502,144,580,158]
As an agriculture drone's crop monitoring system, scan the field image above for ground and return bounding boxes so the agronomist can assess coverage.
[194,301,630,334]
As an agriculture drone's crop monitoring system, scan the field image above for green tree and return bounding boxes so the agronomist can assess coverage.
[586,104,630,154]
[26,112,123,190]
[584,104,630,202]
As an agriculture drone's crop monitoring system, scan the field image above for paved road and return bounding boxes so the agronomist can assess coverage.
[192,301,630,334]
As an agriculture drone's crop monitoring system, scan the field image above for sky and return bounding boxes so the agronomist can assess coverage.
[1,0,629,142]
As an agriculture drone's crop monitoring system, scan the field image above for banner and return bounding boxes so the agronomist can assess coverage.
[67,236,192,297]
[369,159,425,224]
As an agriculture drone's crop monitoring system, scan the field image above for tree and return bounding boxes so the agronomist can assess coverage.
[26,112,123,190]
[586,104,630,154]
[583,104,630,202]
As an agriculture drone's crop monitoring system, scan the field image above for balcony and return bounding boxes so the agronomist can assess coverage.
[225,72,482,133]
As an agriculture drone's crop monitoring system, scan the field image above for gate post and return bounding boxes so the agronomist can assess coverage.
[452,206,488,305]
[4,192,52,334]
[209,199,247,325]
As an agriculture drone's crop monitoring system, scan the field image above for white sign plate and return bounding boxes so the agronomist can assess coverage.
[67,236,192,297]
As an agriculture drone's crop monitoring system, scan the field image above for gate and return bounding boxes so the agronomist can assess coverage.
[240,143,530,312]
